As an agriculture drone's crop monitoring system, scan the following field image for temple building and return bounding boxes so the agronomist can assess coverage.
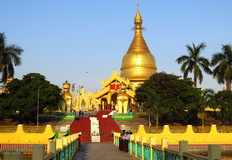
[62,8,157,113]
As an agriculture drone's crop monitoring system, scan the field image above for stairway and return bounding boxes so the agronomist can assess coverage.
[70,110,120,142]
[70,117,91,142]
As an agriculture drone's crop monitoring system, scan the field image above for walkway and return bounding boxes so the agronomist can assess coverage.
[72,142,138,160]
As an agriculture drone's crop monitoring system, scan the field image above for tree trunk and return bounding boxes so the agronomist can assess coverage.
[201,112,205,132]
[194,75,197,88]
[155,114,159,131]
[226,79,231,90]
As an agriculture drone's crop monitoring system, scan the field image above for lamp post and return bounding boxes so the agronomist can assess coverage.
[37,87,40,131]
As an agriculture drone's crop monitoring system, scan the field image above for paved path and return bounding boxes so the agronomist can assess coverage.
[72,142,139,160]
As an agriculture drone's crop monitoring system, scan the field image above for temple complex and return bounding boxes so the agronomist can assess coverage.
[62,8,157,113]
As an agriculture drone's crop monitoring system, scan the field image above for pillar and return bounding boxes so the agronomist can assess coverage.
[208,144,221,160]
[161,138,168,160]
[150,137,156,160]
[179,141,188,160]
[161,138,168,150]
[48,141,56,154]
[56,138,63,150]
[141,136,146,160]
[32,145,45,160]
[118,101,122,113]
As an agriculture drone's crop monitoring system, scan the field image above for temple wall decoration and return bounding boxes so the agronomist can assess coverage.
[62,81,72,112]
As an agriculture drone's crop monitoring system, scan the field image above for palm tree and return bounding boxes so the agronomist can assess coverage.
[196,89,214,128]
[144,89,168,130]
[211,44,232,90]
[176,42,212,88]
[0,33,23,84]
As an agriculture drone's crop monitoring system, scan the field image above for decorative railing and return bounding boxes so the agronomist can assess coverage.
[132,141,135,155]
[112,112,134,120]
[44,138,78,160]
[152,145,162,160]
[137,142,142,158]
[2,133,80,160]
[128,141,131,153]
[113,132,221,160]
[144,143,150,160]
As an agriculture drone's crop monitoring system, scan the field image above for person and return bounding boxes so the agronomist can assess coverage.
[119,130,125,151]
[78,134,84,151]
[79,110,82,118]
[123,132,132,152]
[122,132,128,152]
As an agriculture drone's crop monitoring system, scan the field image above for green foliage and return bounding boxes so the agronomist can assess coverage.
[176,42,212,87]
[193,89,215,126]
[135,72,200,125]
[0,33,23,84]
[211,44,232,90]
[0,73,62,122]
[213,90,232,123]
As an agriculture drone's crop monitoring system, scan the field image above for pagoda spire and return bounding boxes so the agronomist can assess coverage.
[120,6,157,82]
[134,7,143,31]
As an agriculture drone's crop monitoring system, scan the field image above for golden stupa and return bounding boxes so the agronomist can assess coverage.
[120,9,157,82]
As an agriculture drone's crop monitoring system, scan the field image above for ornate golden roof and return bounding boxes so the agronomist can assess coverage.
[120,9,157,82]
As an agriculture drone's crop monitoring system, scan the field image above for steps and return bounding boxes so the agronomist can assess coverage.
[98,115,120,142]
[70,118,91,142]
[70,110,120,142]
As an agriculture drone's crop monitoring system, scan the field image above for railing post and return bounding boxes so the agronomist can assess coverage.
[149,137,156,160]
[161,138,168,160]
[130,135,135,155]
[135,135,141,158]
[4,152,23,160]
[56,138,63,149]
[48,141,56,155]
[208,144,221,160]
[141,136,146,160]
[32,145,44,160]
[179,141,188,160]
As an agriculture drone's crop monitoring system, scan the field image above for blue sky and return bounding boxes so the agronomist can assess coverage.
[1,1,232,92]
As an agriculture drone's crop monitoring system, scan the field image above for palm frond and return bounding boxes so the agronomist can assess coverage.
[176,55,189,64]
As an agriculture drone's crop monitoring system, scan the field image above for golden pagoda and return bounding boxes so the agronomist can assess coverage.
[71,7,158,113]
[120,8,157,83]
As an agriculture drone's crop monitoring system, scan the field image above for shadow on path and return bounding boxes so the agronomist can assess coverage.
[72,142,138,160]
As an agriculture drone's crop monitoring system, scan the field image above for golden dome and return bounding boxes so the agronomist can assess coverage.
[120,9,157,82]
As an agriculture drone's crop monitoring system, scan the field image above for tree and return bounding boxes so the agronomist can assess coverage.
[211,44,232,90]
[0,73,62,122]
[195,89,215,127]
[143,89,168,130]
[213,90,232,124]
[176,42,212,88]
[135,72,200,125]
[0,33,24,84]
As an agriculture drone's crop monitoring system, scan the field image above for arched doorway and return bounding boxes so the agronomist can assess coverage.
[81,99,86,110]
[111,92,118,110]
[101,98,107,110]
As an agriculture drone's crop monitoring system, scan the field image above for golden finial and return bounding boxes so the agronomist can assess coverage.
[135,1,139,10]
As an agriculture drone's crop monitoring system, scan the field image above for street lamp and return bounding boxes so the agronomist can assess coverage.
[37,87,40,131]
